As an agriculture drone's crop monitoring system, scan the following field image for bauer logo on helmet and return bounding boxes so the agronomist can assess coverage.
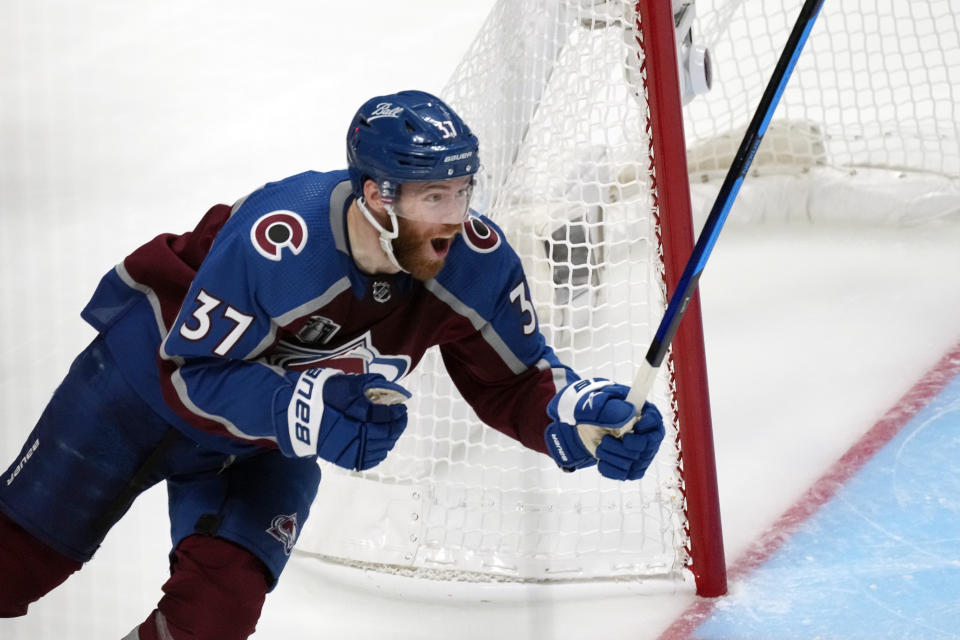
[443,151,474,163]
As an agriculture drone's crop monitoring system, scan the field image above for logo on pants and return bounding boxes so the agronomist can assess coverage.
[266,513,299,555]
[6,439,39,486]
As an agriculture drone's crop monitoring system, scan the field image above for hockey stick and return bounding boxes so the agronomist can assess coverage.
[582,0,826,452]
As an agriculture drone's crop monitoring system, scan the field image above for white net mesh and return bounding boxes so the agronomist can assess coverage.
[298,0,690,584]
[686,0,960,225]
[297,0,960,585]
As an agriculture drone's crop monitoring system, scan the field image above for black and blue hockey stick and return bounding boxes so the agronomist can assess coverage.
[627,0,826,408]
[584,0,827,449]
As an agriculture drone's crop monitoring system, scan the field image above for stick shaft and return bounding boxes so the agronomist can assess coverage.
[625,0,826,410]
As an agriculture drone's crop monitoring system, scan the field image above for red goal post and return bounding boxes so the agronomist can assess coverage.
[636,0,726,598]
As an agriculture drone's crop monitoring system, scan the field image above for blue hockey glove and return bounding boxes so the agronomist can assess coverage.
[545,378,664,481]
[279,369,410,470]
[545,378,634,471]
[595,401,664,481]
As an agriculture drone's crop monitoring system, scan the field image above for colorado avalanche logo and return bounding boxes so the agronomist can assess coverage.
[250,210,308,261]
[461,215,501,253]
[266,513,299,555]
[270,331,411,381]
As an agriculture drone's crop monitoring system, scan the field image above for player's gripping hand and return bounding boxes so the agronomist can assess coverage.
[544,378,665,481]
[278,369,410,470]
[594,400,663,481]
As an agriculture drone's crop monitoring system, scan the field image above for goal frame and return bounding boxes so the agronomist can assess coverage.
[636,0,725,598]
[293,0,728,599]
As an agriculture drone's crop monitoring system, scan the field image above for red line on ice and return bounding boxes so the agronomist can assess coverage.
[658,339,960,640]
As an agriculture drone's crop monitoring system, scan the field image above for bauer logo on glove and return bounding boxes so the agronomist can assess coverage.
[545,378,665,481]
[278,369,411,471]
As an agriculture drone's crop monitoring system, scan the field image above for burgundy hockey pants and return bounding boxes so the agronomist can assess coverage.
[0,512,270,639]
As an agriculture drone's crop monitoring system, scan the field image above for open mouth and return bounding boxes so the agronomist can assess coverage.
[431,236,452,257]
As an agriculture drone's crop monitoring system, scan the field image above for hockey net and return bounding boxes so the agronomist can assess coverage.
[297,0,719,596]
[295,0,960,596]
[686,0,960,227]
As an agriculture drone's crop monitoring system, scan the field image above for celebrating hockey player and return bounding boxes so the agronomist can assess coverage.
[0,90,665,639]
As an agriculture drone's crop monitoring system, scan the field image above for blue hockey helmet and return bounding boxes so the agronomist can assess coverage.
[346,90,480,201]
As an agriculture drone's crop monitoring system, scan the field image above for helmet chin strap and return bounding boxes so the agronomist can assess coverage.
[356,196,408,273]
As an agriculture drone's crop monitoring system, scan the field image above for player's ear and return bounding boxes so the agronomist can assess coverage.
[363,179,386,214]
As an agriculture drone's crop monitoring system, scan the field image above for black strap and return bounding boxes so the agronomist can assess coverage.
[90,428,182,541]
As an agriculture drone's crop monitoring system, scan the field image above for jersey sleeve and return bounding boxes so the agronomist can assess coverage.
[435,220,579,455]
[157,202,332,457]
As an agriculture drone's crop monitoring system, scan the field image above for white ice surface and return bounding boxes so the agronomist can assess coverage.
[3,2,960,639]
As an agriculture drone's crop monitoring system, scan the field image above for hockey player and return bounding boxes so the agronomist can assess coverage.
[0,90,665,639]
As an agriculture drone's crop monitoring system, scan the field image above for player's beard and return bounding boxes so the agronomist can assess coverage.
[392,215,460,281]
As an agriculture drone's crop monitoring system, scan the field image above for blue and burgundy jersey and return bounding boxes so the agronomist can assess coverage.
[81,170,576,457]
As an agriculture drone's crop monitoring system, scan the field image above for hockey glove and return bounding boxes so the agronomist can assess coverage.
[594,401,663,481]
[279,369,410,470]
[545,378,664,481]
